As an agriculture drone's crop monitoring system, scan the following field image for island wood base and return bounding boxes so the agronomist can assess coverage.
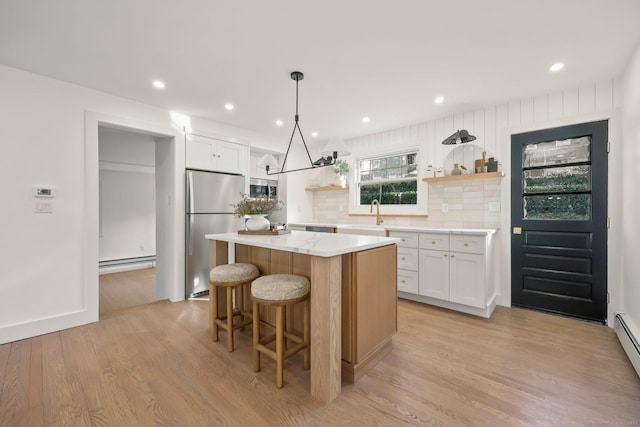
[209,240,397,400]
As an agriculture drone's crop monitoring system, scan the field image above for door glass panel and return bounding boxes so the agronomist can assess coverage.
[523,166,591,193]
[523,136,590,167]
[523,194,591,220]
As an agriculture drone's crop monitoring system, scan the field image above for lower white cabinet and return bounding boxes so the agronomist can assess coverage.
[391,229,497,318]
[418,249,449,300]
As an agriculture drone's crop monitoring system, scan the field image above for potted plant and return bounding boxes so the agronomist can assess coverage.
[333,159,349,187]
[231,193,283,231]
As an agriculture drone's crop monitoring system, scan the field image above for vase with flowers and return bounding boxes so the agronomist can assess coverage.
[231,193,283,231]
[333,159,350,187]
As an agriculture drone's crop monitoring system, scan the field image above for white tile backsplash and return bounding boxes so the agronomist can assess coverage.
[310,176,503,229]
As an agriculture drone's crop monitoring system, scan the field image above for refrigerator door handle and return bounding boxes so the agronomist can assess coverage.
[187,170,195,214]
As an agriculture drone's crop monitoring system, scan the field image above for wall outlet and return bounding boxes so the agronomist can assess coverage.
[442,203,449,213]
[488,201,501,212]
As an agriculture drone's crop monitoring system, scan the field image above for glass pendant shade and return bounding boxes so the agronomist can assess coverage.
[256,154,279,170]
[320,137,350,158]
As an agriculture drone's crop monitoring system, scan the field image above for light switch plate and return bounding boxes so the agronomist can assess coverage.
[488,201,501,212]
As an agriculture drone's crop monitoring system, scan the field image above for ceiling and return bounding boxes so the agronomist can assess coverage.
[1,0,639,145]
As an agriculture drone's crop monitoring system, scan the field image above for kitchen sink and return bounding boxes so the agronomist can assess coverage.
[335,224,387,237]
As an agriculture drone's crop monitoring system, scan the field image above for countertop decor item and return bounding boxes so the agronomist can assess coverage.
[451,163,462,175]
[486,157,498,172]
[231,193,283,231]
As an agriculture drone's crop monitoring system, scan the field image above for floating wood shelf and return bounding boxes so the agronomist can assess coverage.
[422,171,505,183]
[305,185,349,192]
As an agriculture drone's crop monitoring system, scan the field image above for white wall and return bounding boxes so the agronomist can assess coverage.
[0,64,278,344]
[99,127,156,261]
[621,43,640,328]
[306,79,623,325]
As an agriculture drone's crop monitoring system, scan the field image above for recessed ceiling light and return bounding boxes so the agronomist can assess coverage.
[311,132,318,137]
[434,96,444,104]
[549,62,564,72]
[152,80,165,89]
[224,103,234,111]
[362,116,370,123]
[275,120,283,126]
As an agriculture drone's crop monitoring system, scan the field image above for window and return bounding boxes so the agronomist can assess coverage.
[358,153,418,205]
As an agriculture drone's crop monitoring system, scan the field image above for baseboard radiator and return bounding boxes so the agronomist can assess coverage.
[99,256,156,275]
[614,313,640,379]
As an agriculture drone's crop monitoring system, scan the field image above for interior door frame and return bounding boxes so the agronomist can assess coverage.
[85,112,186,324]
[498,111,622,327]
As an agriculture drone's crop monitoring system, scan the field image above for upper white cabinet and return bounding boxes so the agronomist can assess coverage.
[250,153,270,179]
[186,134,248,175]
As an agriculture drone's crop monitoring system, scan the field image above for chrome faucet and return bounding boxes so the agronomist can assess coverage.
[370,199,384,225]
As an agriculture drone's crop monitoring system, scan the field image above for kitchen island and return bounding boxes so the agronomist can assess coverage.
[205,231,400,403]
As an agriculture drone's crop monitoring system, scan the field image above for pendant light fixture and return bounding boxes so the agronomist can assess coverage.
[441,129,477,145]
[265,71,349,175]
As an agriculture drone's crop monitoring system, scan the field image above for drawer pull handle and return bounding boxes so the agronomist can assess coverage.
[401,280,406,283]
[431,241,436,244]
[444,254,448,257]
[402,239,406,242]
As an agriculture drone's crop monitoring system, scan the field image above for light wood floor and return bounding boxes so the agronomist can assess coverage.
[99,268,157,319]
[1,291,639,426]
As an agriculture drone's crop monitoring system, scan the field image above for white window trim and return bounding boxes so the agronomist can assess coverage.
[349,147,427,216]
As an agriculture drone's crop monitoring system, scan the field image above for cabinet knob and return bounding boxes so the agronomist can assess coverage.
[401,280,406,283]
[401,239,406,242]
[401,257,406,261]
[464,243,469,247]
[451,254,455,258]
[444,254,448,257]
[431,241,436,244]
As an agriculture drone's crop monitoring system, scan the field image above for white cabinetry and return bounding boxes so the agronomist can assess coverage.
[393,231,419,294]
[391,229,496,318]
[186,134,248,175]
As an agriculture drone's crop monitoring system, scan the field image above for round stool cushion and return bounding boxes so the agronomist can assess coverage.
[210,263,259,283]
[251,274,310,301]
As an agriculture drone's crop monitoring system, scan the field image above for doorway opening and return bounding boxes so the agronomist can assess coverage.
[97,125,176,318]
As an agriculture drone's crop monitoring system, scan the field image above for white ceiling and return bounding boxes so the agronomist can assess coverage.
[1,0,639,144]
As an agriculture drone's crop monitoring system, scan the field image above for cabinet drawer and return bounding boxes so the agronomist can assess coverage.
[419,233,450,251]
[388,231,419,248]
[397,248,418,271]
[397,269,419,294]
[450,234,485,254]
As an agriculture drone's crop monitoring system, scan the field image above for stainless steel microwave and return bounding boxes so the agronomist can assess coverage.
[249,178,278,198]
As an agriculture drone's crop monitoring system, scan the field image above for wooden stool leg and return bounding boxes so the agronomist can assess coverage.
[303,298,310,370]
[253,301,260,372]
[211,285,219,342]
[226,286,234,352]
[237,284,245,331]
[276,305,284,388]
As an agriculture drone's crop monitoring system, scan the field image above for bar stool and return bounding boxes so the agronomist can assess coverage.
[209,263,260,352]
[251,274,310,388]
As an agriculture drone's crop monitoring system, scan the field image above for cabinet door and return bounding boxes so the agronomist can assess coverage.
[418,249,449,300]
[186,136,214,170]
[449,252,485,308]
[217,140,245,174]
[398,269,419,294]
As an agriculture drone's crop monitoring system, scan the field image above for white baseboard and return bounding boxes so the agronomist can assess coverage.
[99,261,155,275]
[615,313,640,379]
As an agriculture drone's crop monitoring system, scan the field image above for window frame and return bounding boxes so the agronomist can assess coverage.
[349,148,426,216]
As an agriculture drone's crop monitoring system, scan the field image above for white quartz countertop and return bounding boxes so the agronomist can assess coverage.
[205,230,401,257]
[288,222,497,235]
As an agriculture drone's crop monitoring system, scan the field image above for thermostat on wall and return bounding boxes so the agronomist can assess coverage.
[35,187,54,198]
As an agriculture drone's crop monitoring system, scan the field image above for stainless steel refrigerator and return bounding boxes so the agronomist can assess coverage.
[185,169,245,298]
